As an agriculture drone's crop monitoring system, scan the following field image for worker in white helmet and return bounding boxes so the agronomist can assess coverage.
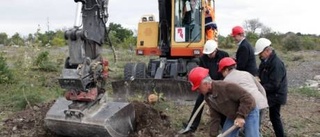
[255,38,288,137]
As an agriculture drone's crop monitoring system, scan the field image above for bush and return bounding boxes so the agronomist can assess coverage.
[10,84,45,110]
[0,54,14,84]
[219,36,234,49]
[282,34,302,51]
[33,51,58,72]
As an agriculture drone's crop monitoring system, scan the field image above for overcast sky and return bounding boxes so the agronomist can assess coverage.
[1,0,319,37]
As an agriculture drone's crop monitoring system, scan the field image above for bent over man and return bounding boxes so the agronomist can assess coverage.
[182,40,229,133]
[188,67,260,137]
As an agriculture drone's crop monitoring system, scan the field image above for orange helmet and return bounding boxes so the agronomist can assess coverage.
[231,26,244,37]
[188,67,209,91]
[218,57,236,72]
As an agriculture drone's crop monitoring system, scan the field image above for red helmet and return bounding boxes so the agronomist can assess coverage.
[188,67,209,91]
[231,26,244,37]
[218,57,236,72]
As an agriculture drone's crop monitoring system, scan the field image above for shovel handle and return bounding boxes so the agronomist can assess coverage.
[179,101,206,134]
[217,125,238,137]
[185,101,206,130]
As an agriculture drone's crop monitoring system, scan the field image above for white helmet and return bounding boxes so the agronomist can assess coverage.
[203,40,218,54]
[254,38,271,55]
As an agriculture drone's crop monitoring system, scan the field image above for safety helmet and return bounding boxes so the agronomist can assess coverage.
[231,26,244,37]
[218,57,236,72]
[188,67,209,91]
[203,40,218,54]
[254,38,271,55]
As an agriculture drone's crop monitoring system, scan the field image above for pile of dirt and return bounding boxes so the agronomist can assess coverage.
[0,101,56,137]
[129,101,177,137]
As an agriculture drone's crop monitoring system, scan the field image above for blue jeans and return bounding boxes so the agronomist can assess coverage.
[223,107,260,137]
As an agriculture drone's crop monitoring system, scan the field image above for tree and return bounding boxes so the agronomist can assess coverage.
[245,32,259,44]
[108,23,133,42]
[50,30,66,46]
[260,26,272,37]
[10,33,24,46]
[243,18,264,34]
[0,33,8,45]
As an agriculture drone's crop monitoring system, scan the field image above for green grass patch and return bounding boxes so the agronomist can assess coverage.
[290,87,320,98]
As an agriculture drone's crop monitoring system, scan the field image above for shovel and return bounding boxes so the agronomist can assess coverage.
[178,100,206,134]
[217,125,239,137]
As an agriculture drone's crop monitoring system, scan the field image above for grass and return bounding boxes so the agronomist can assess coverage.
[290,87,320,98]
[0,46,64,111]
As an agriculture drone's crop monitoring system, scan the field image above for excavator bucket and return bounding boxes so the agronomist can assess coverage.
[111,78,198,101]
[45,97,135,137]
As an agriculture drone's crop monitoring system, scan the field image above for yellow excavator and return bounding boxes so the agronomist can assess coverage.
[45,0,217,136]
[112,0,217,101]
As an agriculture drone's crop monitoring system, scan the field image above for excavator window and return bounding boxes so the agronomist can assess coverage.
[174,0,202,43]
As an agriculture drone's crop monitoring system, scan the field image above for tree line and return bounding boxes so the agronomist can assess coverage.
[1,19,319,52]
[0,23,135,49]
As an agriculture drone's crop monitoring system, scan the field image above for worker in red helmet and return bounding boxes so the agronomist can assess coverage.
[188,67,260,137]
[182,40,229,134]
[218,57,268,130]
[231,26,258,77]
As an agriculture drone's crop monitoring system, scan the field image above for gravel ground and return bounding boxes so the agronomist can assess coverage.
[284,51,320,88]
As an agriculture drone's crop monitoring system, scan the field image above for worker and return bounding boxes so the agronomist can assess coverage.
[204,3,217,40]
[254,38,288,137]
[188,67,260,137]
[231,26,258,76]
[182,40,229,134]
[218,57,268,128]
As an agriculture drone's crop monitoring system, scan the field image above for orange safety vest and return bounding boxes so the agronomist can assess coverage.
[205,5,215,23]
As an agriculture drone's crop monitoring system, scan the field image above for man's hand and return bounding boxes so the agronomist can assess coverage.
[255,76,261,82]
[234,117,245,128]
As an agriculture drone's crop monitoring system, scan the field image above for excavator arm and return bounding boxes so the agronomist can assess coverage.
[45,1,135,137]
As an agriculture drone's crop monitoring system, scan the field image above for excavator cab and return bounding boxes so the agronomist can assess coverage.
[112,0,216,101]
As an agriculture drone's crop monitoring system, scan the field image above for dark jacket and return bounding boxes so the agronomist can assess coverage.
[236,39,258,76]
[205,81,256,137]
[199,49,229,80]
[258,51,287,106]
